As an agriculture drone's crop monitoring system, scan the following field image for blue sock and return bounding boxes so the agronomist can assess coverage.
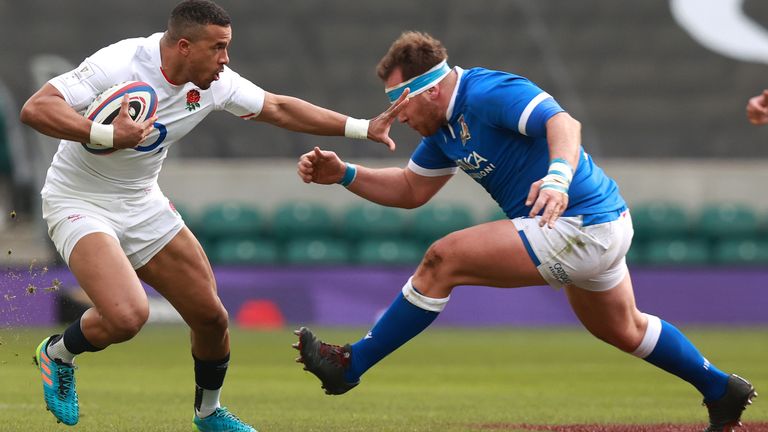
[641,316,730,401]
[345,279,447,383]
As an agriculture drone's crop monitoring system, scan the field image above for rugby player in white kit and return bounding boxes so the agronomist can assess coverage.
[19,1,408,430]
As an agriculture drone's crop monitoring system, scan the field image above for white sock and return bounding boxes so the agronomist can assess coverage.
[196,387,222,418]
[46,336,76,364]
[401,277,450,312]
[631,314,662,358]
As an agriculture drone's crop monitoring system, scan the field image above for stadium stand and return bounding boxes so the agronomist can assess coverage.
[0,103,11,175]
[271,202,335,241]
[644,238,711,266]
[696,203,763,242]
[355,239,424,266]
[3,1,768,160]
[341,204,409,241]
[212,238,279,265]
[196,202,264,244]
[407,203,475,248]
[284,237,350,265]
[170,201,768,266]
[631,202,691,242]
[4,1,768,267]
[713,239,768,266]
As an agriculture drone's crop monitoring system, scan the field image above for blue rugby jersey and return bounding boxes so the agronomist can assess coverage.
[409,67,626,221]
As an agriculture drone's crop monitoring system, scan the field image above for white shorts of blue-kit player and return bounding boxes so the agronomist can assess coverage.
[42,186,185,270]
[512,208,632,291]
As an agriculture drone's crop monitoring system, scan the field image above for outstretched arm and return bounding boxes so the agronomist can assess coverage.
[297,147,451,209]
[526,112,581,228]
[746,90,768,126]
[255,90,409,151]
[20,83,156,149]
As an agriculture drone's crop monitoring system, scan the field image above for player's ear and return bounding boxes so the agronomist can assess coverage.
[426,85,440,100]
[178,38,192,56]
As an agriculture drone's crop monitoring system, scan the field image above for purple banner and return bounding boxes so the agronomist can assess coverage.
[1,266,767,327]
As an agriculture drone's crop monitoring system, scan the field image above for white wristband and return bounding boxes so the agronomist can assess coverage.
[344,117,369,139]
[89,122,114,148]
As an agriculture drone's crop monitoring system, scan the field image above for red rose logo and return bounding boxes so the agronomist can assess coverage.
[185,89,201,111]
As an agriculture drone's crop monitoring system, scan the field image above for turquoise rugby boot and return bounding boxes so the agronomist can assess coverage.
[193,407,258,432]
[34,335,79,426]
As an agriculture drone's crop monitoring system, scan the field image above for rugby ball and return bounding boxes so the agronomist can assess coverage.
[81,81,158,155]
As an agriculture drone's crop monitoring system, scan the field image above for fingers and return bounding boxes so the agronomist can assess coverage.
[297,158,314,183]
[119,94,129,116]
[527,183,568,228]
[525,181,541,208]
[141,115,158,128]
[540,200,563,228]
[297,147,335,184]
[529,196,545,221]
[136,116,157,144]
[747,97,768,124]
[387,89,410,117]
[383,137,396,152]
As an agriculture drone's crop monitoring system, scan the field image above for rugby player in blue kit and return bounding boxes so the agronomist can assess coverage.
[294,31,756,432]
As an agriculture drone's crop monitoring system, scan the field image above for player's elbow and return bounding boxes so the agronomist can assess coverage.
[19,100,37,127]
[400,199,427,210]
[570,116,582,134]
[400,192,431,209]
[19,97,46,129]
[552,112,581,132]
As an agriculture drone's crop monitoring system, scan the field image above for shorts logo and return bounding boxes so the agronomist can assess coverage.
[548,262,572,285]
[66,214,85,223]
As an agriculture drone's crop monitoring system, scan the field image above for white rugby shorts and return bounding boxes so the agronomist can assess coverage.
[42,186,185,269]
[512,209,633,291]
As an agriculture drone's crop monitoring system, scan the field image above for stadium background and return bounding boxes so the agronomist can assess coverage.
[0,1,767,431]
[0,1,767,328]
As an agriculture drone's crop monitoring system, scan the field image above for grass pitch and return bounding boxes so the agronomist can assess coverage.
[0,326,765,431]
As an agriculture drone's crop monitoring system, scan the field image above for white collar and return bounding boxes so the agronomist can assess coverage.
[445,66,464,121]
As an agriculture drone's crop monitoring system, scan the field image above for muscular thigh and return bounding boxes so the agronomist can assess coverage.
[135,226,221,321]
[420,219,546,289]
[69,232,147,317]
[43,192,146,313]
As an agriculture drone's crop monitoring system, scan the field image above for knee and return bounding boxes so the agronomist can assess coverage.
[104,303,149,342]
[189,300,229,334]
[590,320,646,353]
[414,235,462,291]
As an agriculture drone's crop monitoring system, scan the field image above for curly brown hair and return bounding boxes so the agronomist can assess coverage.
[376,31,448,82]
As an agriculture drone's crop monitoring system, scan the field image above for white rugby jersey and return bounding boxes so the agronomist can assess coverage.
[45,32,265,198]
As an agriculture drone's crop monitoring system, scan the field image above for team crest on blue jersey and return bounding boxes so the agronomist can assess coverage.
[458,114,471,145]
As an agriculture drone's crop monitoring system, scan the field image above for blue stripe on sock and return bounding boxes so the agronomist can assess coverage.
[644,320,729,401]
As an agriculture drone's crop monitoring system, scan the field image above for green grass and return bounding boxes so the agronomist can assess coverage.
[0,326,766,431]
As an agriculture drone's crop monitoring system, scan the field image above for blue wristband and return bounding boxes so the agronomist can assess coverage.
[338,163,357,187]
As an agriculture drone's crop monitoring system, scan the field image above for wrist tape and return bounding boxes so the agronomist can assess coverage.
[540,157,572,195]
[344,117,369,139]
[89,122,114,148]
